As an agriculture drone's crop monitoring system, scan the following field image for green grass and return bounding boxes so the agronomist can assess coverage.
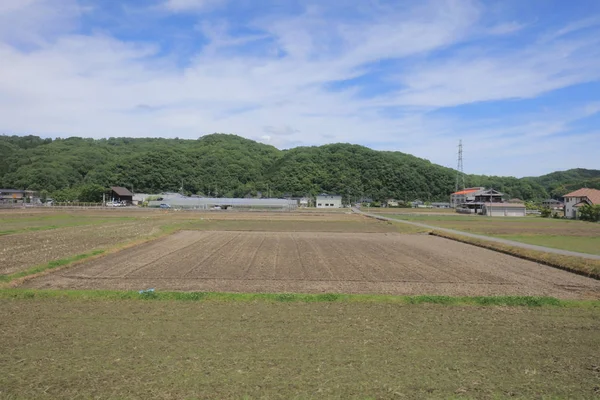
[2,298,599,399]
[0,250,105,284]
[431,231,600,279]
[1,288,596,307]
[499,234,600,255]
[378,213,600,255]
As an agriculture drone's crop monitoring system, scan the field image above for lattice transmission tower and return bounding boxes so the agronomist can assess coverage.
[455,139,465,192]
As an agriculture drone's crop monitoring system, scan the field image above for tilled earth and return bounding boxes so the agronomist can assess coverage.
[0,222,160,275]
[23,231,600,299]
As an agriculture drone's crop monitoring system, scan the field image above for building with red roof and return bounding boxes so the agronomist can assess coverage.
[563,188,600,219]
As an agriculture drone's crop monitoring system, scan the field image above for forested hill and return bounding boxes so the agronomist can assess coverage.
[1,134,598,202]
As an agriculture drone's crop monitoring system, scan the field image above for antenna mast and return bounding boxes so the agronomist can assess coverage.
[455,139,465,192]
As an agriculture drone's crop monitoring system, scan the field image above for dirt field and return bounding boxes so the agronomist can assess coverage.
[3,299,599,399]
[0,221,160,275]
[24,230,600,299]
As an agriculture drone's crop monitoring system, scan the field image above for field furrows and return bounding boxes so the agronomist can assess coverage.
[0,222,160,275]
[24,230,600,299]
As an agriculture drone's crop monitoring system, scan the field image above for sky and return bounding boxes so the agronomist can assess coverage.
[1,0,599,177]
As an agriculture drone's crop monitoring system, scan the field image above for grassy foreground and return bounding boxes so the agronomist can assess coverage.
[2,298,600,399]
[3,288,598,307]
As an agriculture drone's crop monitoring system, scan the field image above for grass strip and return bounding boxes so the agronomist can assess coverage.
[1,222,182,286]
[0,217,138,236]
[0,250,105,284]
[1,288,598,307]
[431,230,600,280]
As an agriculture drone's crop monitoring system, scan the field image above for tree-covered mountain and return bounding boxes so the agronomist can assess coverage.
[1,134,597,202]
[524,169,600,198]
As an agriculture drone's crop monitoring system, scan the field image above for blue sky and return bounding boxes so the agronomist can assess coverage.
[1,0,599,177]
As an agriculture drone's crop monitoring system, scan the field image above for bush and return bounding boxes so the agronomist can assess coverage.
[540,207,552,218]
[578,204,600,222]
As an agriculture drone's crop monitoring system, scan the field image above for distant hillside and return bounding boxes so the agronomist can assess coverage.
[0,134,597,202]
[524,169,600,198]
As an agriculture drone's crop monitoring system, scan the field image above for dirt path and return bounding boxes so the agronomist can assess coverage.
[355,209,600,260]
[22,231,600,299]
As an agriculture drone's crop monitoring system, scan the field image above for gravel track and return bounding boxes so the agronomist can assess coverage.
[23,230,600,299]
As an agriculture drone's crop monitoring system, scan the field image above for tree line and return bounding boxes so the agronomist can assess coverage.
[1,134,598,203]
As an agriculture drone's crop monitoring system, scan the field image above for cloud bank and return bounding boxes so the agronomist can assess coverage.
[1,0,599,176]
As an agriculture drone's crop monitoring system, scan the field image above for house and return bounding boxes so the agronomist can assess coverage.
[563,188,600,219]
[0,189,25,203]
[316,194,342,208]
[132,193,152,206]
[541,199,564,210]
[450,187,504,208]
[110,186,134,204]
[386,199,400,207]
[411,200,424,208]
[299,197,309,207]
[481,202,526,217]
[0,189,37,204]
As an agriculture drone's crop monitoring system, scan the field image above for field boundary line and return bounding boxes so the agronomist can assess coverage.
[355,208,600,280]
[2,226,181,287]
[2,288,599,307]
[430,231,600,280]
[353,208,600,260]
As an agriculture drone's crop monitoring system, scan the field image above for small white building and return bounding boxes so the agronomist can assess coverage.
[563,188,600,219]
[316,194,342,208]
[481,202,526,217]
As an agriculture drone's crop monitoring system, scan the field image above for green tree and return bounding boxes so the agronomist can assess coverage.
[78,184,106,203]
[578,204,600,222]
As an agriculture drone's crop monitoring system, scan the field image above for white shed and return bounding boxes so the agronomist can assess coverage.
[482,202,526,217]
[316,194,342,208]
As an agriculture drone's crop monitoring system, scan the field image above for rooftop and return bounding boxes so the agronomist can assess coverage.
[563,188,600,205]
[452,189,479,195]
[110,186,134,197]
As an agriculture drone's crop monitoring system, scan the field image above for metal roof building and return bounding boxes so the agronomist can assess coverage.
[149,197,298,210]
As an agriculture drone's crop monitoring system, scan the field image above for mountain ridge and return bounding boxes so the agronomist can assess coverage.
[1,133,598,202]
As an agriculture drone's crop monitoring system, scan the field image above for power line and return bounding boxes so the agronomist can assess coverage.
[455,139,465,192]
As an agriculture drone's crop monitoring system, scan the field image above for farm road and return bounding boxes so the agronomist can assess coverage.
[354,209,600,261]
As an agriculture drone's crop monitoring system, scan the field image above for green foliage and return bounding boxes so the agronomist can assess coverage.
[1,134,598,202]
[52,187,80,202]
[78,184,106,203]
[578,204,600,222]
[525,168,600,198]
[540,207,552,218]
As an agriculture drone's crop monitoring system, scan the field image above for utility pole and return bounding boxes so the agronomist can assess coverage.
[489,187,493,217]
[455,139,465,193]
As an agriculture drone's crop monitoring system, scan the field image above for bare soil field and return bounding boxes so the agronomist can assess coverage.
[24,230,600,299]
[3,300,599,399]
[0,222,160,275]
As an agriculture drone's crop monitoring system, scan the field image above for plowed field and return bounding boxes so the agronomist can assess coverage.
[24,231,600,299]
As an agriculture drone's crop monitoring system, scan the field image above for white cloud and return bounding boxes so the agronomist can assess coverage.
[382,35,600,108]
[0,0,599,177]
[0,0,83,46]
